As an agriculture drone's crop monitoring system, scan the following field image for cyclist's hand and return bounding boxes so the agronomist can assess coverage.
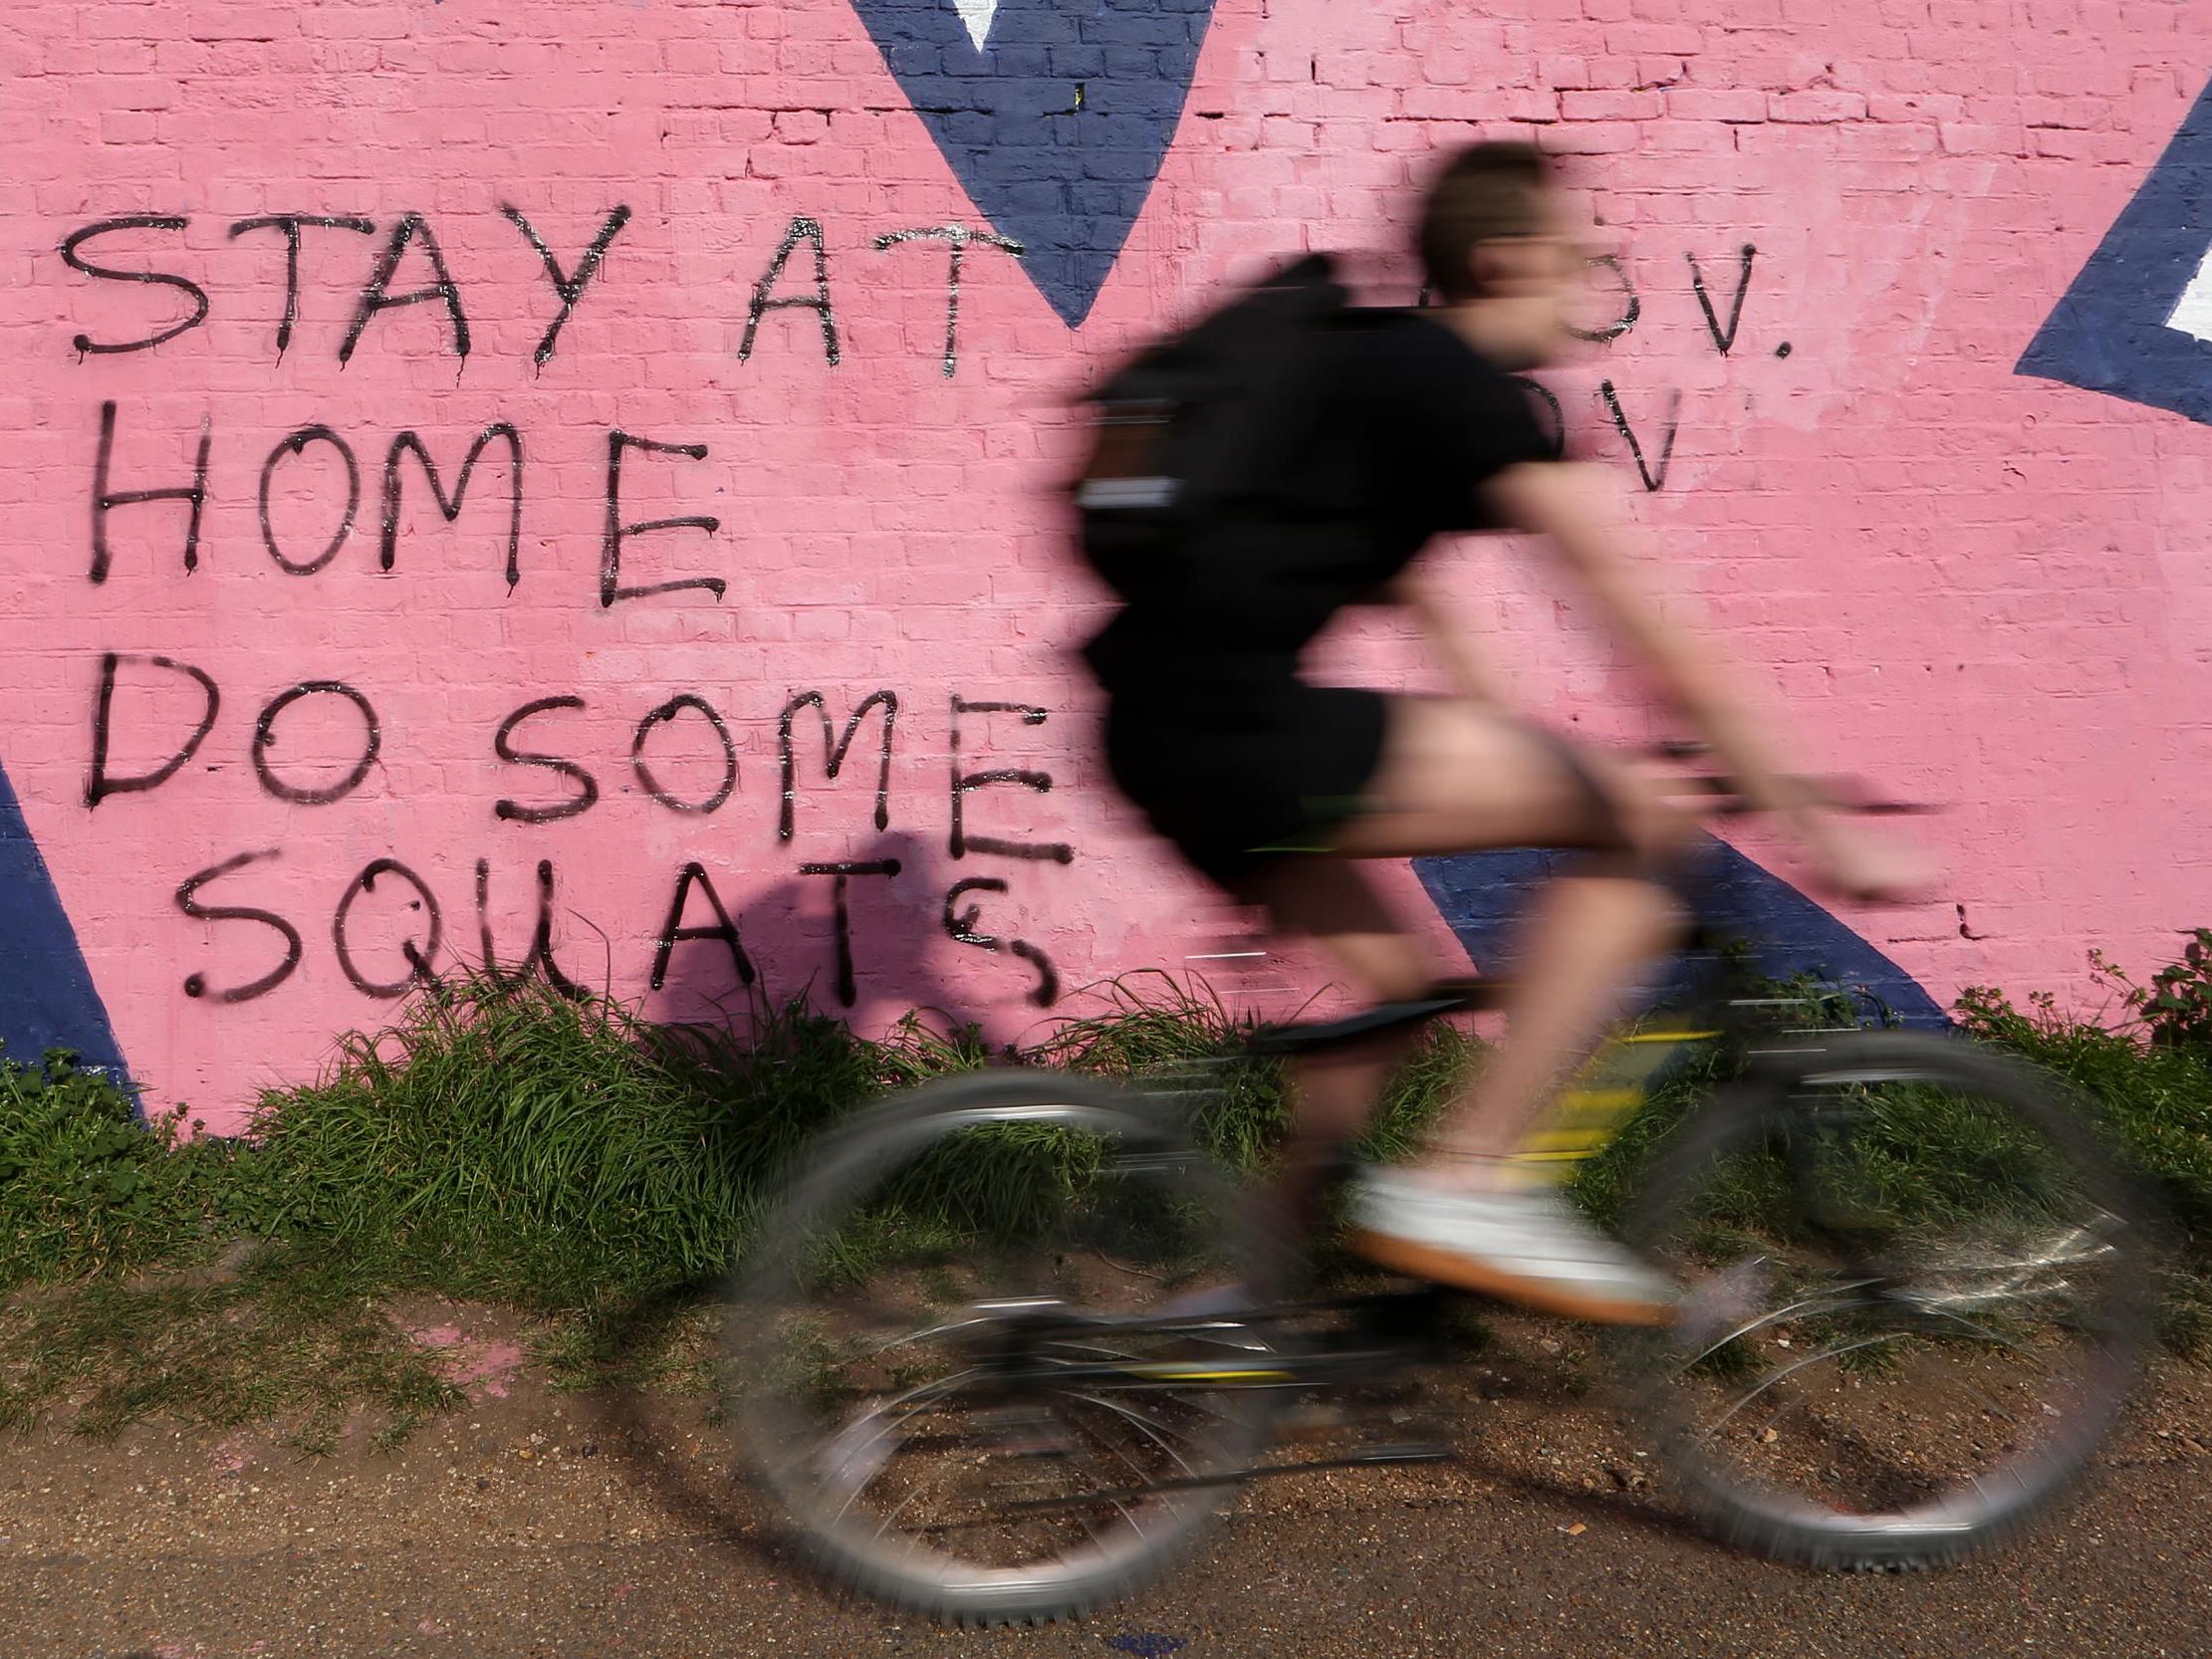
[1805,818,1936,904]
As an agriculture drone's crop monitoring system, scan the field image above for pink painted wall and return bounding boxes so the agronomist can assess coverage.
[4,0,2209,1131]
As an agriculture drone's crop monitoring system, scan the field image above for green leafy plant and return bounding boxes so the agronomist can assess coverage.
[2089,929,2212,1054]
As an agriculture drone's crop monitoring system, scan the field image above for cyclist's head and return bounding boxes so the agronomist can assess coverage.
[1416,140,1584,365]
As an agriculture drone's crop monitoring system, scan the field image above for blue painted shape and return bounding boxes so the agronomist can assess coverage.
[1106,1635,1188,1659]
[2016,75,2212,424]
[1413,836,1948,1028]
[848,0,1217,325]
[0,756,129,1084]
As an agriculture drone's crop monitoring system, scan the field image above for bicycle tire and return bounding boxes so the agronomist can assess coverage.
[725,1067,1286,1626]
[1614,1029,2161,1570]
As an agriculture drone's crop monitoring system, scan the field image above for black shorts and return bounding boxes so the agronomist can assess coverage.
[1103,682,1388,894]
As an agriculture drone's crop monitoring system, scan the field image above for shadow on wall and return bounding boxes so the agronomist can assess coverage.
[1413,834,1949,1028]
[0,778,1944,1133]
[645,829,992,1044]
[0,756,128,1083]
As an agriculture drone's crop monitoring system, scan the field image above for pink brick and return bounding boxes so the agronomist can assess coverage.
[1560,90,1665,121]
[1639,120,1741,156]
[1492,87,1565,122]
[1855,121,1943,157]
[0,0,2201,1131]
[1541,120,1645,154]
[2030,126,2095,159]
[1666,87,1770,122]
[1769,90,1872,123]
[1602,24,1709,55]
[1867,93,1968,121]
[1940,120,2021,153]
[100,112,159,143]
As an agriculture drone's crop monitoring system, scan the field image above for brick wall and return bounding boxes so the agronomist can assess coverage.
[4,0,2208,1128]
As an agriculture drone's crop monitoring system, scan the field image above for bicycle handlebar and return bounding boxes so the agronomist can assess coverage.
[1640,742,1934,819]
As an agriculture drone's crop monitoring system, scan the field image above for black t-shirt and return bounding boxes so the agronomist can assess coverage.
[1084,309,1555,705]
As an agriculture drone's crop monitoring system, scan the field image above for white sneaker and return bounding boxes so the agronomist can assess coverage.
[1345,1169,1678,1325]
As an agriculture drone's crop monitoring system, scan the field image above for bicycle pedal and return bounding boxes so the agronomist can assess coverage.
[1355,1285,1453,1338]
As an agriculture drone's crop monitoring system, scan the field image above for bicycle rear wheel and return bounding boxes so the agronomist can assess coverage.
[1616,1031,2159,1569]
[727,1068,1284,1625]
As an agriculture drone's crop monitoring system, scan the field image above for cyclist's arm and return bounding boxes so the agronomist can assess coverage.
[1390,572,1509,707]
[1480,458,1830,842]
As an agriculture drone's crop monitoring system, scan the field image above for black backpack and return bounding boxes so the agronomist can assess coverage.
[1069,252,1350,604]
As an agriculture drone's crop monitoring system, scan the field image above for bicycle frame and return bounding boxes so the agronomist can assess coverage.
[1005,924,1902,1387]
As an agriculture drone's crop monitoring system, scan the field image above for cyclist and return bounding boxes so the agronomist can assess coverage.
[1081,141,1921,1324]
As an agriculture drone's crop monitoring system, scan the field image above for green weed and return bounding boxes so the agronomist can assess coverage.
[1,941,2208,1441]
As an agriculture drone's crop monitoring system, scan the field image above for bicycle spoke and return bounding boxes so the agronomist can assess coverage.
[1673,1281,1885,1373]
[1619,1033,2156,1564]
[815,1368,995,1517]
[1045,1409,1153,1539]
[870,1485,926,1542]
[732,1076,1283,1619]
[1061,1391,1206,1479]
[1703,1332,1907,1437]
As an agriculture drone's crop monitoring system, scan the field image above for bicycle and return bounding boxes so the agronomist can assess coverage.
[723,757,2162,1626]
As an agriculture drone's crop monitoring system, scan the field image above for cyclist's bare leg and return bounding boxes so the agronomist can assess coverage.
[1266,698,1694,1196]
[1407,870,1682,1193]
[1231,861,1431,1255]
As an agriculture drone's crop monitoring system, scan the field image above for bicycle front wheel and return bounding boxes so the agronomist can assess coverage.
[1616,1030,2160,1569]
[726,1068,1284,1626]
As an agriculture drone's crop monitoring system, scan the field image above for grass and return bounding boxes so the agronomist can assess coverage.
[0,1249,463,1449]
[244,981,993,1310]
[2,941,2209,1443]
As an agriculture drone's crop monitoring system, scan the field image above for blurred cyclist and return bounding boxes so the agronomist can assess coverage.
[1080,141,1920,1322]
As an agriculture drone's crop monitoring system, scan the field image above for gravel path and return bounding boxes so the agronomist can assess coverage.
[4,1308,2206,1659]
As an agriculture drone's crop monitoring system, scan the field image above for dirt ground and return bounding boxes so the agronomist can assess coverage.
[3,1303,2208,1659]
